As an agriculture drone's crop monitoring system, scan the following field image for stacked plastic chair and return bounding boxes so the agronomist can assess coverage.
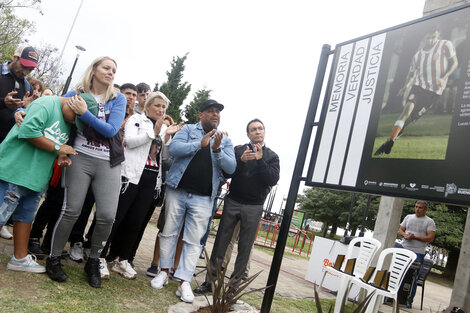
[318,237,382,313]
[344,248,417,313]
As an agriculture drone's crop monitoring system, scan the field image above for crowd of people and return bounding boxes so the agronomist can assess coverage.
[0,45,280,303]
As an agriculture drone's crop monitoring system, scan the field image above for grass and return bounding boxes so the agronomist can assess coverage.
[0,254,179,313]
[243,293,358,313]
[374,113,452,137]
[372,113,452,160]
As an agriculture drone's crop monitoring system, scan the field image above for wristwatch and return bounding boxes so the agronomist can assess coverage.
[54,144,60,152]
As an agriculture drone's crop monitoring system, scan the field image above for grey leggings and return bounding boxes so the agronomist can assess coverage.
[50,152,121,259]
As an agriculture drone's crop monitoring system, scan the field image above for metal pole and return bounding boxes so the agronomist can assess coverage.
[344,193,356,237]
[57,0,85,66]
[359,195,372,237]
[62,54,79,95]
[260,44,331,313]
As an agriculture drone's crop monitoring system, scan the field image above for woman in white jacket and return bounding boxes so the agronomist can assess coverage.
[100,91,182,279]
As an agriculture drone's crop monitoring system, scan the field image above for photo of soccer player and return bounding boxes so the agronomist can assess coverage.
[372,25,461,160]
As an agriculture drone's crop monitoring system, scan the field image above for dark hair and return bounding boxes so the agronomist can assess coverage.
[113,83,120,89]
[246,118,264,133]
[416,200,429,209]
[136,82,151,93]
[120,83,137,92]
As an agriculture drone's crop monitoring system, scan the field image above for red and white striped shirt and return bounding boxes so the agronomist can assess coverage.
[411,39,456,95]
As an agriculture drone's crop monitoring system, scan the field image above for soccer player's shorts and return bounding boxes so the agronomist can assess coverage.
[406,85,439,123]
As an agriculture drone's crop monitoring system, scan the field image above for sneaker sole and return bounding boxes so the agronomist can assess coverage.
[69,256,83,263]
[176,290,194,303]
[7,263,46,273]
[111,267,136,280]
[146,271,158,277]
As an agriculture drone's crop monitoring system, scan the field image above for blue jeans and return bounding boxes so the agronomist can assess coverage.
[0,180,43,225]
[159,187,213,282]
[394,242,424,305]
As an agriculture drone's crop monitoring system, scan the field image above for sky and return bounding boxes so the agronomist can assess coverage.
[16,0,426,212]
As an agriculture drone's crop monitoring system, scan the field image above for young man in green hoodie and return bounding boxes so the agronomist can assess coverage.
[0,95,85,273]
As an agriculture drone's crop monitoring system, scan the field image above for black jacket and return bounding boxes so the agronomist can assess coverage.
[227,143,280,205]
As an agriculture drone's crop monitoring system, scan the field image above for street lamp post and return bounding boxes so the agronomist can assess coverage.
[61,45,86,95]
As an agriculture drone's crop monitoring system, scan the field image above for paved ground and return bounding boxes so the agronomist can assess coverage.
[0,212,453,312]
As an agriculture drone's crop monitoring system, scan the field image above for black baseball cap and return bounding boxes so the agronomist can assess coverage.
[199,99,224,112]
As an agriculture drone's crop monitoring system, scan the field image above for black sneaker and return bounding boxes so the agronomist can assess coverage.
[28,238,47,260]
[194,281,212,294]
[374,139,394,155]
[46,256,68,282]
[84,258,102,288]
[146,264,159,277]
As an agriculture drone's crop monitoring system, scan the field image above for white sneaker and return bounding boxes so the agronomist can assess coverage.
[176,281,194,303]
[99,257,110,279]
[7,254,46,273]
[69,242,84,263]
[150,271,168,290]
[111,259,137,279]
[0,227,13,239]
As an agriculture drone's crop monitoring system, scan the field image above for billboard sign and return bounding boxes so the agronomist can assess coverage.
[307,4,470,205]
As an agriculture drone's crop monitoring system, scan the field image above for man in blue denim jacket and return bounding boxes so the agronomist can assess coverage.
[150,99,236,303]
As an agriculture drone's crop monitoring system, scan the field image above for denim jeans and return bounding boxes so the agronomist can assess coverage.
[0,180,43,225]
[159,187,213,282]
[394,242,425,305]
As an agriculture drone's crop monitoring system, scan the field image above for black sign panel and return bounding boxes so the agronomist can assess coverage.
[306,4,470,205]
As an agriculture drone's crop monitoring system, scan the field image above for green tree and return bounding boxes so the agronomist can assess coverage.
[401,200,467,279]
[0,0,40,62]
[297,188,349,238]
[183,88,211,123]
[154,54,191,122]
[297,188,379,238]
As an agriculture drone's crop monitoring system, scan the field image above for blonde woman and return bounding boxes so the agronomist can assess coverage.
[46,56,126,288]
[99,92,182,279]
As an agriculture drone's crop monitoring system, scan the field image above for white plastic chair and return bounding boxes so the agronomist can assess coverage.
[345,248,417,313]
[318,237,382,313]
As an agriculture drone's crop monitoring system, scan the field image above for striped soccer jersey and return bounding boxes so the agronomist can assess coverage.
[411,39,456,95]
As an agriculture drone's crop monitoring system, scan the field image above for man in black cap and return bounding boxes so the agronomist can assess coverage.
[150,99,236,303]
[0,45,39,142]
[194,118,280,294]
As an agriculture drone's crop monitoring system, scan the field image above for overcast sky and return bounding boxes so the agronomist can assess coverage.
[17,0,426,212]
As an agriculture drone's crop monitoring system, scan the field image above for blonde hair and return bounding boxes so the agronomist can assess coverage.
[144,91,171,115]
[75,56,117,103]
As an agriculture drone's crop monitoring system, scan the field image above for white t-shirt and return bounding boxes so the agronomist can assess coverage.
[400,214,436,254]
[74,94,110,160]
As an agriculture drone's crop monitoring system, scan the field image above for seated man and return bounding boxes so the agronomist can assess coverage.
[0,95,86,272]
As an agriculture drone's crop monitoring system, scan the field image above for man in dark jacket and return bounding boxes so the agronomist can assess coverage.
[195,118,280,293]
[0,45,39,142]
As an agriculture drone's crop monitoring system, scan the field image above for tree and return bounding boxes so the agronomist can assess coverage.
[401,200,467,279]
[0,0,41,62]
[297,188,379,238]
[31,43,65,94]
[154,54,191,122]
[183,88,212,123]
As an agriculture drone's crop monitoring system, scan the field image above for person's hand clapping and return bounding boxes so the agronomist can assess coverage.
[201,129,216,148]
